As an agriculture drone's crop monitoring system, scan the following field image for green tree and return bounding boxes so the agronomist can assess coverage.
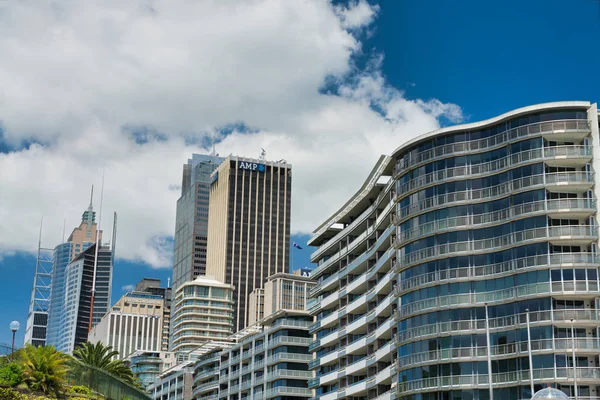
[0,362,24,387]
[73,342,136,385]
[20,344,69,397]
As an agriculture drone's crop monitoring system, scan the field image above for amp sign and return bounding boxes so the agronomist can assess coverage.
[239,162,266,172]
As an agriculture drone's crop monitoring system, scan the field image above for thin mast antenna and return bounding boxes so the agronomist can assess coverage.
[62,219,66,243]
[88,171,105,334]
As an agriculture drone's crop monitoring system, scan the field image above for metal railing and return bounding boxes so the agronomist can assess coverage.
[395,119,590,176]
[396,198,595,247]
[400,252,599,292]
[397,145,591,190]
[397,309,600,344]
[396,171,594,223]
[398,337,600,368]
[68,359,150,400]
[400,225,597,267]
[397,367,600,394]
[399,280,599,318]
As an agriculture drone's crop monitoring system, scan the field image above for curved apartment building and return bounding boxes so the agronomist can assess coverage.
[171,276,235,353]
[308,101,600,400]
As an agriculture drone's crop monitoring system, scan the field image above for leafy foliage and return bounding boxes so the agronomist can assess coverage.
[0,362,24,387]
[0,387,23,400]
[19,344,69,397]
[68,384,93,395]
[72,342,136,385]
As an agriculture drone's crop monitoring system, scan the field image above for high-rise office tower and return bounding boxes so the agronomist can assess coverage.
[27,189,102,347]
[206,156,292,332]
[56,242,114,354]
[307,102,600,400]
[172,154,224,293]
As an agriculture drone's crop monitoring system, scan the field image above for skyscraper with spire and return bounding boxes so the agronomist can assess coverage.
[44,187,104,348]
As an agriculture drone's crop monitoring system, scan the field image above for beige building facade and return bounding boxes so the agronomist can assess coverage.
[206,156,292,331]
[89,290,165,359]
[170,276,234,353]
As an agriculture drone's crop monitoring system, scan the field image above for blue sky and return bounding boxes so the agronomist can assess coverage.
[1,0,599,345]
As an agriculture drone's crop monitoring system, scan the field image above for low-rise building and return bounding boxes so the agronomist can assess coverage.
[148,360,195,400]
[191,342,232,400]
[127,350,176,390]
[89,290,165,359]
[217,310,313,400]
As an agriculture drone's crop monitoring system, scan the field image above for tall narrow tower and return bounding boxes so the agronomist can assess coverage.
[172,154,224,292]
[23,221,54,347]
[45,188,103,348]
[206,156,292,332]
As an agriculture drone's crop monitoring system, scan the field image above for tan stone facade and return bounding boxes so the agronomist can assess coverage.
[206,156,292,331]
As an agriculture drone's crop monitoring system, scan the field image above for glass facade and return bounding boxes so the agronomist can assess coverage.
[307,102,599,400]
[394,107,597,399]
[46,242,72,347]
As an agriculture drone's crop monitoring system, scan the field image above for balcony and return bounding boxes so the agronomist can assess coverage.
[267,352,312,365]
[398,337,600,369]
[397,367,600,395]
[394,119,591,177]
[266,369,312,381]
[265,387,312,398]
[396,309,600,344]
[400,252,599,293]
[396,171,594,223]
[396,198,596,249]
[399,225,597,268]
[267,336,311,348]
[398,280,599,319]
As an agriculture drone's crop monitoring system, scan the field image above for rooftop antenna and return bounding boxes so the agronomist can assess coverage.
[260,148,266,161]
[167,277,171,288]
[89,185,94,209]
[88,170,104,334]
[62,218,66,243]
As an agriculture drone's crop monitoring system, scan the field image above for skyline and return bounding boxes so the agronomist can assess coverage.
[1,0,600,345]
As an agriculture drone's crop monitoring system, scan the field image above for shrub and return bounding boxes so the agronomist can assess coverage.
[0,362,24,387]
[69,385,92,395]
[0,387,25,400]
[20,345,69,397]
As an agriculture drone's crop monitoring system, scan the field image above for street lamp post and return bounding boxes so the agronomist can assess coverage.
[9,321,20,361]
[571,319,578,400]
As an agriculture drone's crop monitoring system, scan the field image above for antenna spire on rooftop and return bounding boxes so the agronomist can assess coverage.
[89,185,94,211]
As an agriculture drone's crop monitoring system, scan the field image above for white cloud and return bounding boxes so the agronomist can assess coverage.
[121,284,135,293]
[335,0,380,29]
[0,0,462,268]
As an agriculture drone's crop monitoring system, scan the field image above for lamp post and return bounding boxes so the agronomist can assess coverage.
[526,309,534,397]
[485,303,494,400]
[9,321,20,361]
[571,319,578,400]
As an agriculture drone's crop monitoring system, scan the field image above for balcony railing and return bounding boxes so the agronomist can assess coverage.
[399,225,597,268]
[398,337,600,368]
[400,252,599,293]
[398,280,599,319]
[397,309,600,344]
[395,119,590,176]
[396,198,595,248]
[396,171,595,224]
[396,145,591,195]
[397,367,600,394]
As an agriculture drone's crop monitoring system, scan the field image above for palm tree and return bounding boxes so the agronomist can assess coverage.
[20,344,69,397]
[73,342,136,385]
